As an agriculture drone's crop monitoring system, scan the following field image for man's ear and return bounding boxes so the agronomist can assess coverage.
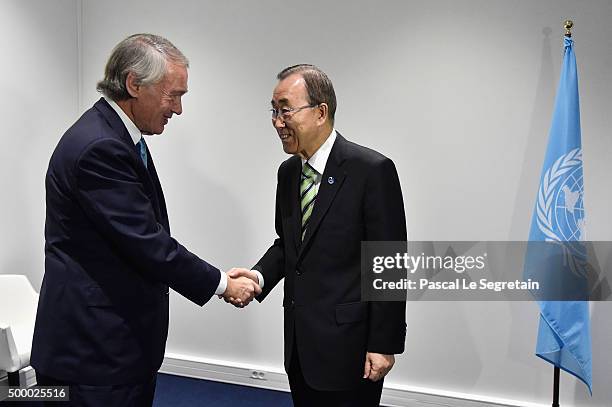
[316,103,328,125]
[125,72,140,98]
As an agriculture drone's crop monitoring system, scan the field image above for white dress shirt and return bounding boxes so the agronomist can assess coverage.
[301,128,337,194]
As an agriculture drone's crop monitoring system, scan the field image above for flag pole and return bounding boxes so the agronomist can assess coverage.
[550,22,573,407]
[552,366,560,407]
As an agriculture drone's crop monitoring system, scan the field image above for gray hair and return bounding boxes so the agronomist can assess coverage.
[96,33,189,101]
[277,64,337,124]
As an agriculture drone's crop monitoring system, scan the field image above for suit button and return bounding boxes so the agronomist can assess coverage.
[296,268,302,275]
[291,300,295,306]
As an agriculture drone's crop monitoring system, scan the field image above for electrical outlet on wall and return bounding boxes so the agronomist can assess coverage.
[250,370,266,380]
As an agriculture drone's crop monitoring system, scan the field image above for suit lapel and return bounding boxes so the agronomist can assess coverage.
[143,146,170,231]
[288,157,303,250]
[299,134,347,257]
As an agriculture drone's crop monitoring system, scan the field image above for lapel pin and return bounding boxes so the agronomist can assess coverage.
[328,176,335,185]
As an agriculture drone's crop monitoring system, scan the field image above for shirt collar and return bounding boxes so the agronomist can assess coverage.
[301,129,337,176]
[104,96,143,145]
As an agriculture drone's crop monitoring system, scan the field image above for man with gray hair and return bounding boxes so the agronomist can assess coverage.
[31,33,259,406]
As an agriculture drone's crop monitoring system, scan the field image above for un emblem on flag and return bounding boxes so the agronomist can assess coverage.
[536,148,584,241]
[536,148,586,273]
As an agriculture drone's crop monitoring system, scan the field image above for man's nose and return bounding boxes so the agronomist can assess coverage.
[173,98,183,115]
[272,116,285,128]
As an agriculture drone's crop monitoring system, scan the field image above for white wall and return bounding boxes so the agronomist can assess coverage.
[0,0,79,287]
[3,0,612,405]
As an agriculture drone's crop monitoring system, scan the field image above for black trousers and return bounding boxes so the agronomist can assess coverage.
[287,347,384,407]
[34,372,157,407]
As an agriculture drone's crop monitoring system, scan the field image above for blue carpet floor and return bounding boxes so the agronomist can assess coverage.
[153,373,293,407]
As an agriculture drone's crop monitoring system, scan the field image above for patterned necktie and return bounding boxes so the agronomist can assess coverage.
[300,163,318,240]
[137,138,148,168]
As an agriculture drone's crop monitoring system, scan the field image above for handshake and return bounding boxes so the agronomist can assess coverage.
[220,268,262,308]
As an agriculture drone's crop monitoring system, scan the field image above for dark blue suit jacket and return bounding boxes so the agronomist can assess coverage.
[31,98,220,385]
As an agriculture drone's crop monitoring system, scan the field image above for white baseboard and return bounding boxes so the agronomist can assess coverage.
[161,353,545,407]
[161,353,290,393]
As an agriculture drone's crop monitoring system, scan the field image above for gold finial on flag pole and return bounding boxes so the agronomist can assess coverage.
[564,20,573,37]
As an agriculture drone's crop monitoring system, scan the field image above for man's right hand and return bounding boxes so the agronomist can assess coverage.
[226,268,260,285]
[222,271,261,307]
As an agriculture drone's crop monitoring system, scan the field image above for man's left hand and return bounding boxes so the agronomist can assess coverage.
[363,352,395,382]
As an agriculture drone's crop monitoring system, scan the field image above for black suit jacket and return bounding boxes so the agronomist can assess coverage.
[31,98,220,385]
[255,134,407,391]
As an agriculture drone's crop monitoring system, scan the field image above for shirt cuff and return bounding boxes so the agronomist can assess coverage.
[215,270,228,295]
[252,269,264,289]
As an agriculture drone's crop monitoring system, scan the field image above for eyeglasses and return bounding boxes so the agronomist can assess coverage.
[270,104,318,121]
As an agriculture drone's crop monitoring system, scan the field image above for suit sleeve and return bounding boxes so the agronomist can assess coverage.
[73,138,220,306]
[364,157,407,354]
[254,166,286,301]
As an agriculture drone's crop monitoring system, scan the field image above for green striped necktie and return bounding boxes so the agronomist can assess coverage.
[300,163,318,240]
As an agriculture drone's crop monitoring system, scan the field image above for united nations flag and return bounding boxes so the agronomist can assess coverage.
[527,34,592,393]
